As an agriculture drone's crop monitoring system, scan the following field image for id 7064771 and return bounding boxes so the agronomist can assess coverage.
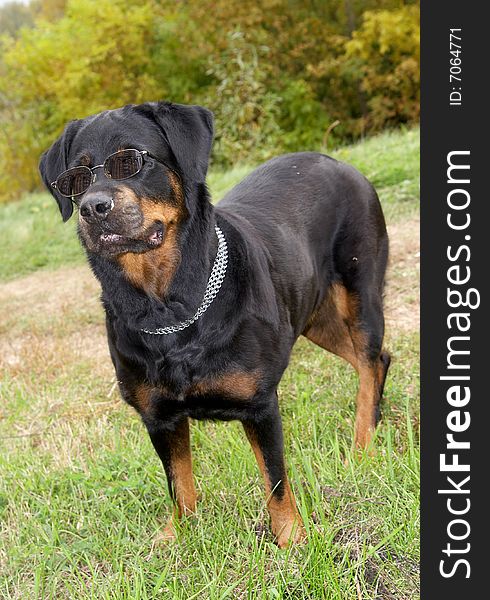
[449,29,462,106]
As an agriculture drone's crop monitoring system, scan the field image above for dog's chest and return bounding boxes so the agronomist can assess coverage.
[130,369,261,422]
[139,328,263,399]
[111,318,264,417]
[159,369,259,402]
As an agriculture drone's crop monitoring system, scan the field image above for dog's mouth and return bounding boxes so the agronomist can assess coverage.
[80,220,165,256]
[98,221,164,249]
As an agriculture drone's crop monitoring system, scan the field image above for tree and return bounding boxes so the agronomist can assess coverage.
[345,5,420,130]
[0,2,34,37]
[0,0,162,200]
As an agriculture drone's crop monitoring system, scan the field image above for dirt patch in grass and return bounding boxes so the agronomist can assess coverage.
[0,265,100,326]
[385,218,420,334]
[0,265,110,379]
[0,219,419,372]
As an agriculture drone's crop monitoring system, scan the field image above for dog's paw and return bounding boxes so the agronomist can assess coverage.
[153,519,178,544]
[275,519,307,549]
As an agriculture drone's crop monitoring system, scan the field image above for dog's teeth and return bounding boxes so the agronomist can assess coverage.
[148,230,162,245]
[101,233,122,242]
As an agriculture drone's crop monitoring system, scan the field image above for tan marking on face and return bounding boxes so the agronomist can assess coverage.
[190,371,260,400]
[117,176,188,297]
[244,425,305,548]
[110,186,142,212]
[166,171,184,205]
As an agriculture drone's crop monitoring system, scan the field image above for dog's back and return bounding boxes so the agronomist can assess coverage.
[217,152,388,335]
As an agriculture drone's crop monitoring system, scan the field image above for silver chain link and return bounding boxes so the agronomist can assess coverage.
[141,225,228,335]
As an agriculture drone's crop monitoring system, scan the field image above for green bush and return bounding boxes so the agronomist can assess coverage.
[199,31,283,168]
[345,5,420,131]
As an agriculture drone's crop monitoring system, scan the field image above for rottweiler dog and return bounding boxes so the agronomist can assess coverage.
[39,101,390,548]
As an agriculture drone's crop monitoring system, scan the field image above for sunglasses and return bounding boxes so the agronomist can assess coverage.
[50,149,174,200]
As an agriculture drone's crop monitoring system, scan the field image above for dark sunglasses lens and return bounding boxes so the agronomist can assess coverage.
[105,150,143,180]
[57,167,92,197]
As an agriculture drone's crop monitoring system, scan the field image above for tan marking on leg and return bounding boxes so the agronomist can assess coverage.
[331,282,357,321]
[133,383,154,414]
[244,425,305,548]
[304,282,386,450]
[170,419,197,518]
[190,371,260,400]
[156,419,197,543]
[354,362,379,449]
[132,383,174,414]
[303,283,360,368]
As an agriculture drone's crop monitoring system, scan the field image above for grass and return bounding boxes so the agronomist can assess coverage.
[0,126,419,282]
[0,126,420,599]
[0,333,419,599]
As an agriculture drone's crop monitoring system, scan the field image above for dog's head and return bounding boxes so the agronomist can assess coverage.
[39,102,213,258]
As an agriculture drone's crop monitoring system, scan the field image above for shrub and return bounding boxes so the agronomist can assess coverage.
[345,5,420,131]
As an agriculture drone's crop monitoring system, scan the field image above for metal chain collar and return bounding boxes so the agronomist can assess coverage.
[141,225,228,335]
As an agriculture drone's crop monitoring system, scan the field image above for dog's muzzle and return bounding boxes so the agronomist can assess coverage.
[79,193,114,223]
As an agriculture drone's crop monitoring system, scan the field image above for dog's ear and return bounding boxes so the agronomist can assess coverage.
[135,102,214,186]
[39,120,82,222]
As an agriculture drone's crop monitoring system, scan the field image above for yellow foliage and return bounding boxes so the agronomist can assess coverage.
[0,0,162,201]
[345,5,420,130]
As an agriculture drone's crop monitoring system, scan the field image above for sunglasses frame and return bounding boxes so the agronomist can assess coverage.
[50,149,177,200]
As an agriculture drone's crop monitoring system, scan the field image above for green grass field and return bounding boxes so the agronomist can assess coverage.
[0,127,420,599]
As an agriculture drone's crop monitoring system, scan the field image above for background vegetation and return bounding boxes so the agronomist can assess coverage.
[0,0,419,202]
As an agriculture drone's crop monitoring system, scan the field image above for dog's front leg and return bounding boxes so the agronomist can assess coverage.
[146,417,197,541]
[242,395,305,548]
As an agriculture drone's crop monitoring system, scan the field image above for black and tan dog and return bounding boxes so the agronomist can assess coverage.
[39,101,390,548]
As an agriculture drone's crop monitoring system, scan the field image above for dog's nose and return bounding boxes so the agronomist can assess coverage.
[79,193,114,222]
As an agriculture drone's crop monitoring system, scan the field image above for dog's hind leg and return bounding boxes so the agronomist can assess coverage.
[353,345,391,448]
[303,281,390,449]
